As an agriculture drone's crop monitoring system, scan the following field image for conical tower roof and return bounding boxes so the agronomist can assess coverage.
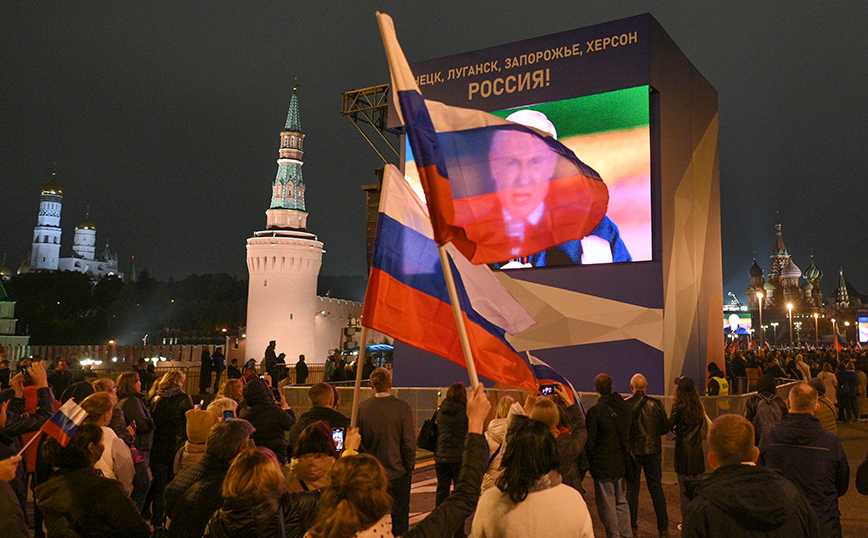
[0,253,11,278]
[284,84,301,132]
[0,279,7,300]
[838,268,847,290]
[772,219,788,255]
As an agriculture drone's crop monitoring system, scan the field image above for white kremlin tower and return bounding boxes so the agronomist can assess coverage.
[29,174,63,271]
[246,87,327,364]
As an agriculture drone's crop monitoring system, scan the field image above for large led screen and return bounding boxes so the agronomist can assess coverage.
[724,313,752,335]
[859,317,868,343]
[404,86,651,269]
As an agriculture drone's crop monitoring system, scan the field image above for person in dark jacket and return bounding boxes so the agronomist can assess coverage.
[744,373,787,444]
[683,414,819,537]
[149,370,194,527]
[287,383,349,453]
[435,382,469,528]
[200,347,214,394]
[212,347,226,393]
[759,383,849,538]
[295,354,309,385]
[35,423,150,538]
[165,419,255,538]
[117,370,155,512]
[306,383,491,538]
[585,373,633,538]
[857,447,868,495]
[227,358,243,380]
[626,373,670,537]
[47,359,74,397]
[239,377,296,465]
[669,376,706,527]
[203,446,320,538]
[837,363,860,421]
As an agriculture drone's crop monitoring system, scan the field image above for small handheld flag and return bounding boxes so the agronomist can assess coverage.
[41,400,88,447]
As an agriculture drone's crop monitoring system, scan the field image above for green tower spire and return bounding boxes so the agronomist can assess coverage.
[284,84,302,132]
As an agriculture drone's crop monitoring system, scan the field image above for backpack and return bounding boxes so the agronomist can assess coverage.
[753,394,783,442]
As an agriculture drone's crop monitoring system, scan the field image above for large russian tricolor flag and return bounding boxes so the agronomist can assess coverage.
[362,165,538,391]
[41,399,88,447]
[377,13,609,265]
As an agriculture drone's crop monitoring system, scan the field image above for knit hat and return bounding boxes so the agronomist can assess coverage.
[807,377,826,396]
[186,408,219,444]
[674,376,695,392]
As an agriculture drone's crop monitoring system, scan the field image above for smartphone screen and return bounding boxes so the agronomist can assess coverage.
[539,384,558,396]
[332,427,345,452]
[223,410,235,421]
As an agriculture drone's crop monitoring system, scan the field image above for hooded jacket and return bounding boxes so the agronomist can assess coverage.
[683,463,819,537]
[758,413,849,538]
[239,378,296,464]
[435,398,468,464]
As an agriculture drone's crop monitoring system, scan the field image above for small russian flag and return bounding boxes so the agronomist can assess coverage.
[41,400,88,447]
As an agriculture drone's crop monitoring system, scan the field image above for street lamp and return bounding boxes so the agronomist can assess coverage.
[787,303,794,346]
[770,322,779,345]
[756,292,764,346]
[845,321,851,345]
[813,313,819,345]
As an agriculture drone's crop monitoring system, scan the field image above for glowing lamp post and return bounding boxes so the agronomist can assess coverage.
[787,303,794,346]
[756,292,764,346]
[832,318,838,360]
[770,322,779,345]
[813,313,819,345]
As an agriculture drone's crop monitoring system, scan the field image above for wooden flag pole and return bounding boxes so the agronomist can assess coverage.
[350,325,369,429]
[17,430,44,457]
[437,245,480,390]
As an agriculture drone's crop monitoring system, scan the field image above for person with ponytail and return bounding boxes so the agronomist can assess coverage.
[306,383,492,538]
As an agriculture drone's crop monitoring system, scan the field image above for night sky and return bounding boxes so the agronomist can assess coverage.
[2,2,866,303]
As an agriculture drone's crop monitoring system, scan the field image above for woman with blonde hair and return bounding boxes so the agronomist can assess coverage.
[80,391,135,494]
[117,370,155,511]
[305,384,491,538]
[207,396,239,419]
[219,378,244,404]
[149,369,194,528]
[204,447,320,538]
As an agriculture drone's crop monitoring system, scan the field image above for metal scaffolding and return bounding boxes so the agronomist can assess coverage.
[341,84,402,165]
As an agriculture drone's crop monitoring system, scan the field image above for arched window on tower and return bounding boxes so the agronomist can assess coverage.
[275,182,283,199]
[290,136,295,148]
[284,135,289,147]
[44,235,48,243]
[298,184,305,201]
[287,183,294,199]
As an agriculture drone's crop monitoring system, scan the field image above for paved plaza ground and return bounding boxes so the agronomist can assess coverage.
[409,420,868,537]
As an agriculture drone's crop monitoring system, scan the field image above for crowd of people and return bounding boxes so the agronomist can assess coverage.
[1,354,868,538]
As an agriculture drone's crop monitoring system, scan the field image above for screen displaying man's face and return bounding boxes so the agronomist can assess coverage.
[489,130,555,220]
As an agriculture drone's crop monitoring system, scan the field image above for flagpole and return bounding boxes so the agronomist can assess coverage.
[437,245,480,389]
[16,430,43,457]
[350,326,369,429]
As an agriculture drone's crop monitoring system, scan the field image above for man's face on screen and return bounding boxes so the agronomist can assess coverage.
[489,130,555,219]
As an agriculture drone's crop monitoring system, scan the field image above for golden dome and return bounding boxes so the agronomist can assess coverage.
[41,179,63,196]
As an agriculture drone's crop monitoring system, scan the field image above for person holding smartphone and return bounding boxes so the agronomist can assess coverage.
[286,421,337,492]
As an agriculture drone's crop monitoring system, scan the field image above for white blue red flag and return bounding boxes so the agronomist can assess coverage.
[377,13,609,264]
[527,352,583,412]
[362,165,538,391]
[41,400,87,447]
[856,340,863,350]
[834,330,845,352]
